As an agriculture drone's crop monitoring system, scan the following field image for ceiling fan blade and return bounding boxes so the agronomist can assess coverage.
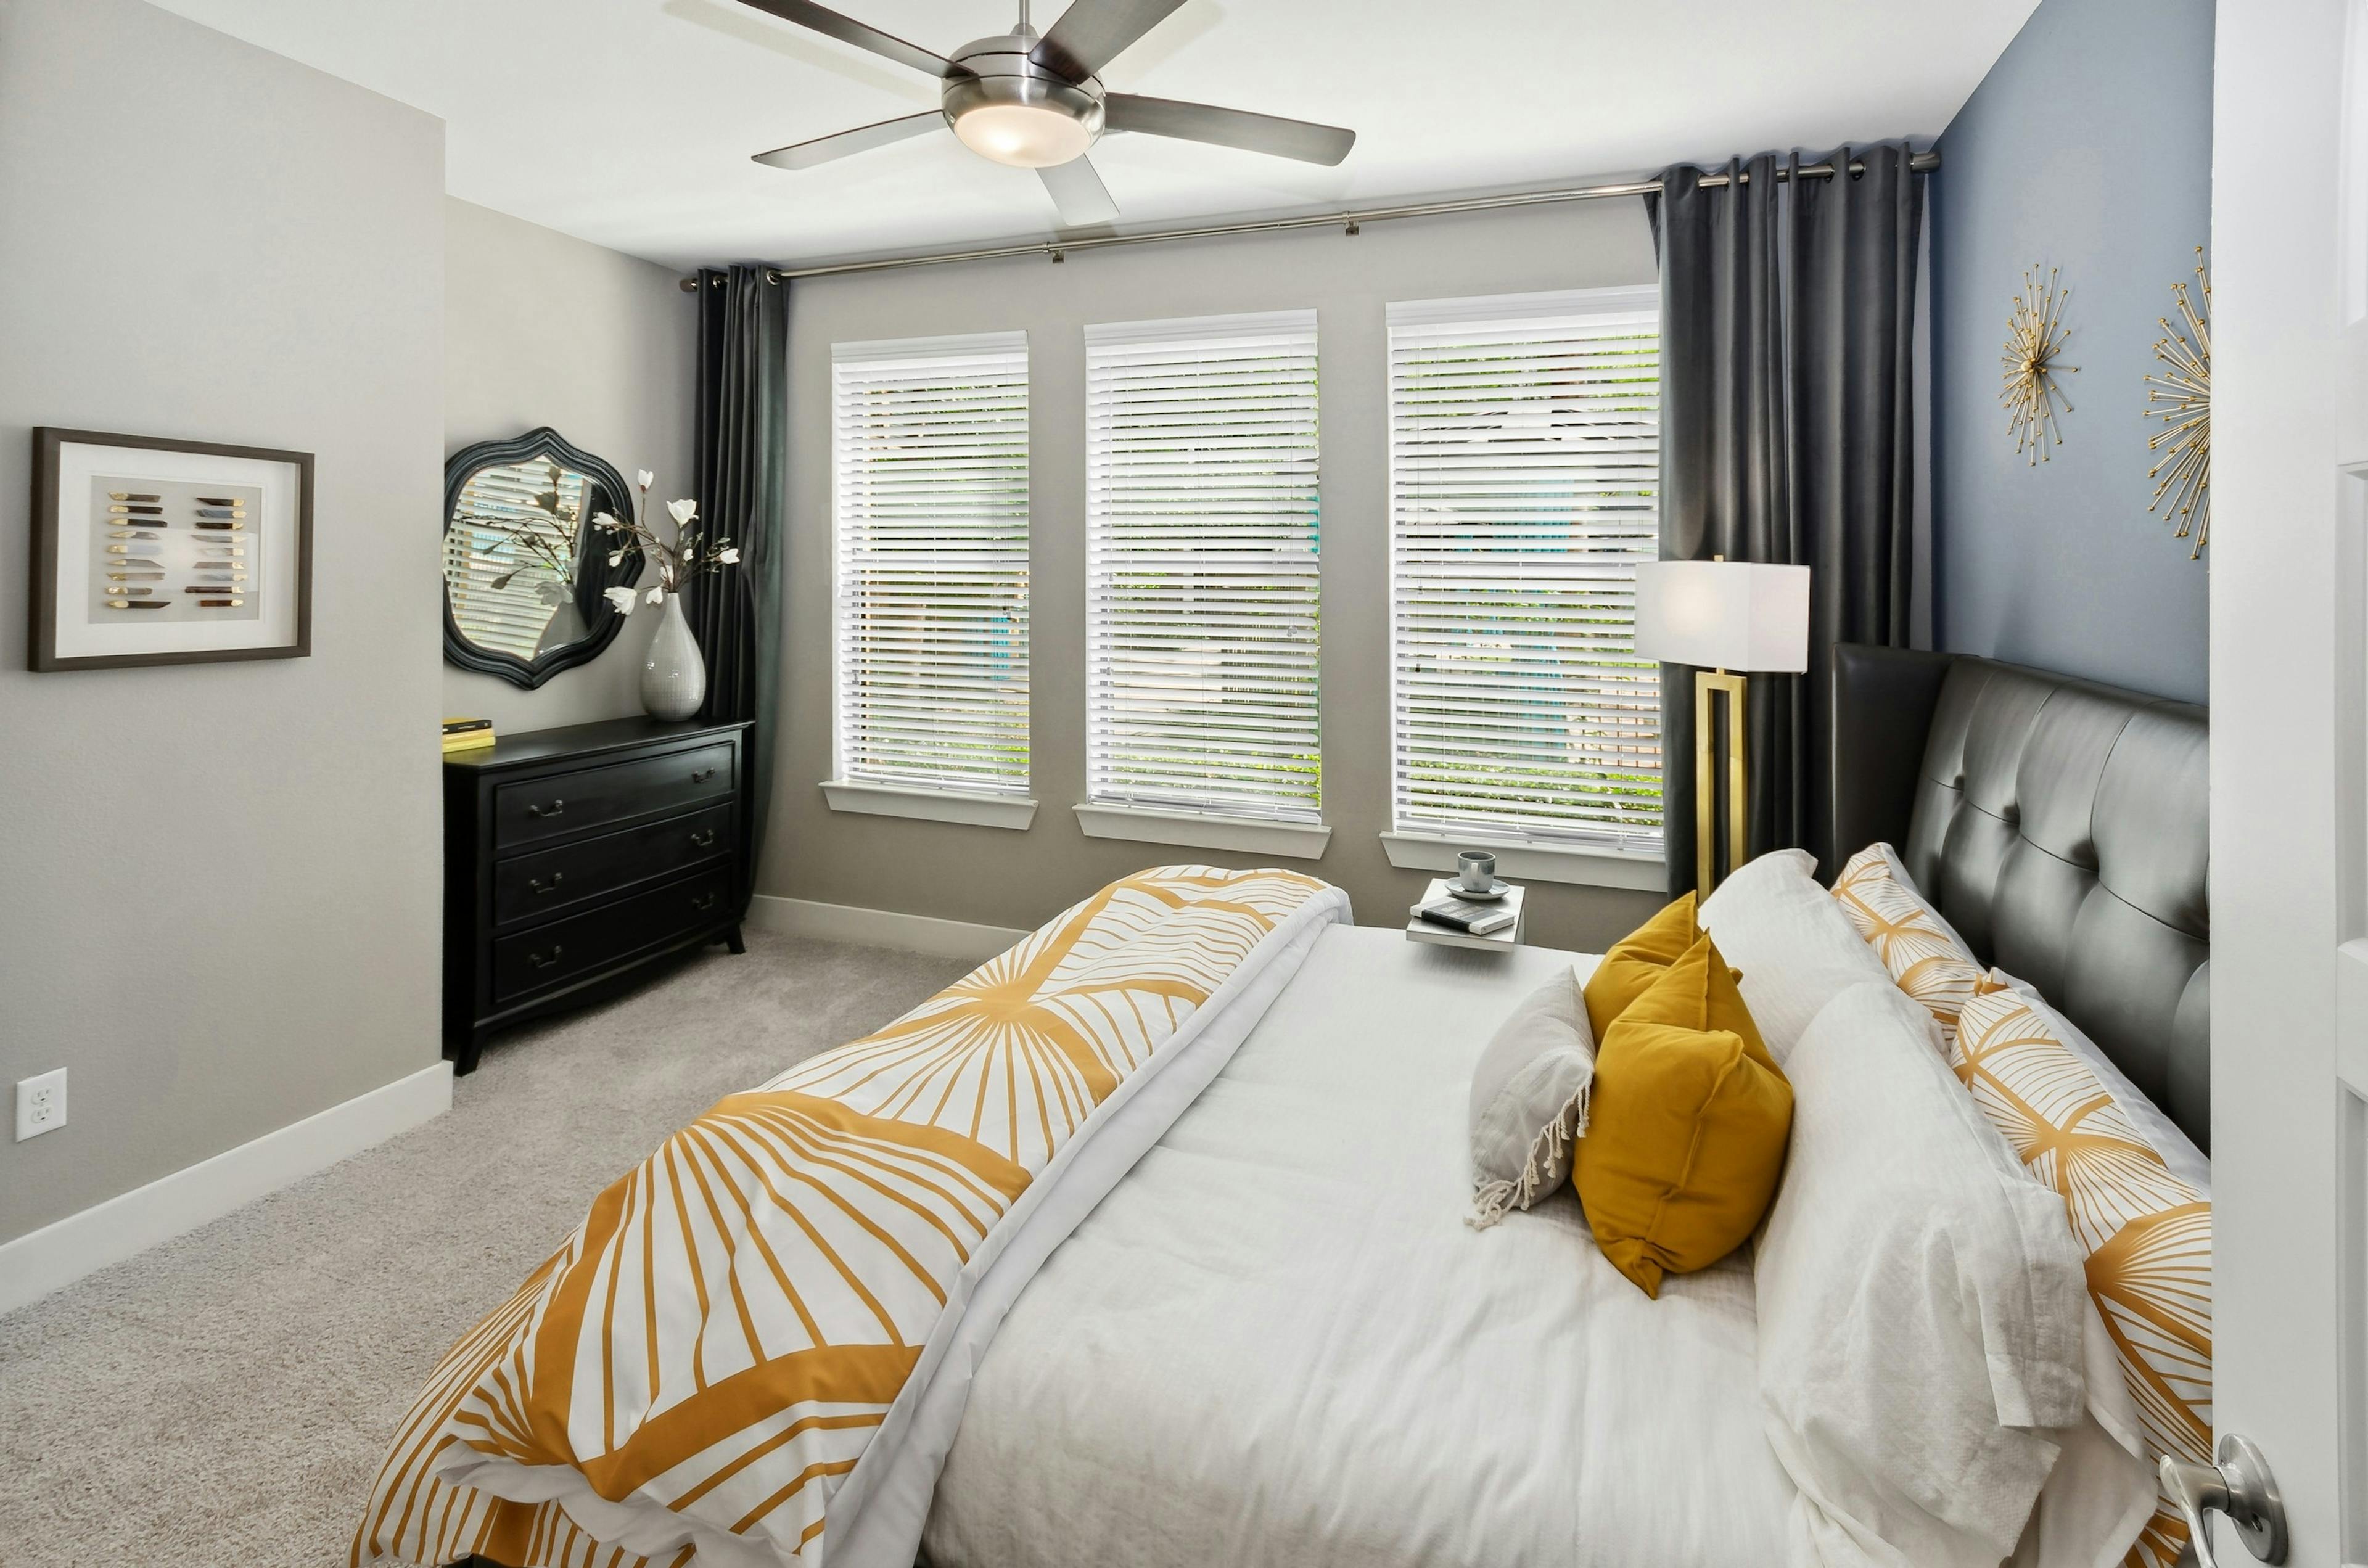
[1038,155,1120,226]
[1030,0,1188,80]
[753,111,944,170]
[1103,93,1355,166]
[730,0,956,78]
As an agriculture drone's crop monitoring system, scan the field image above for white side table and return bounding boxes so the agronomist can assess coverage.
[1405,877,1527,951]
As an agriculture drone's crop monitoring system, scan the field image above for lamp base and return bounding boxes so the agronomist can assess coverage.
[1694,668,1748,902]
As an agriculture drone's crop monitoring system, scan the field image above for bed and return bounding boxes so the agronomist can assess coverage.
[923,643,2211,1568]
[921,929,1794,1568]
[361,644,2210,1568]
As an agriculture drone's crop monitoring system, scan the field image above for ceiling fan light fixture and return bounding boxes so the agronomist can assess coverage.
[952,101,1092,168]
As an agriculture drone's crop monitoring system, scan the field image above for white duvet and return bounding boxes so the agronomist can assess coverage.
[921,924,1798,1568]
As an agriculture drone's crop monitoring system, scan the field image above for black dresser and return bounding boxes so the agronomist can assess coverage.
[443,717,751,1073]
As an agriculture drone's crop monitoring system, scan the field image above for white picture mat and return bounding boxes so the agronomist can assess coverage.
[50,441,302,660]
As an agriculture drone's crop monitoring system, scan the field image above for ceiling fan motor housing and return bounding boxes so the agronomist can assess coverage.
[942,32,1106,166]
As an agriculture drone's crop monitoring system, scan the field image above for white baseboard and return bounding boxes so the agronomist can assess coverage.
[0,1061,453,1317]
[746,893,1026,961]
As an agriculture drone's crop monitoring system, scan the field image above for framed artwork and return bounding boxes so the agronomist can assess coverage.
[28,427,313,671]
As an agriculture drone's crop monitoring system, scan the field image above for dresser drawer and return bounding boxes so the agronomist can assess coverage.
[493,742,734,850]
[492,803,733,929]
[492,865,733,1006]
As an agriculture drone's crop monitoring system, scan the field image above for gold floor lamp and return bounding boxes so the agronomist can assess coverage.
[1632,557,1811,900]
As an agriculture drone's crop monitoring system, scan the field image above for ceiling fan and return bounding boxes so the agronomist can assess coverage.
[734,0,1357,227]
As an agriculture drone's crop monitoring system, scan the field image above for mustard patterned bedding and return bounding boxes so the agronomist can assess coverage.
[1832,843,2213,1568]
[1953,985,2213,1568]
[352,865,1346,1568]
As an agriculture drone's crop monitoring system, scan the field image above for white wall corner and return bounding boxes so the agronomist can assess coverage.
[0,1061,453,1318]
[746,894,1027,962]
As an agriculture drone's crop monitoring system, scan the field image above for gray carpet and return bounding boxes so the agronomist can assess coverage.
[0,930,973,1568]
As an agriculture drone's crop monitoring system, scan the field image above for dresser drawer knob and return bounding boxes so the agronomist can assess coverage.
[525,798,565,819]
[690,892,720,914]
[689,829,718,848]
[691,767,718,785]
[528,945,565,970]
[529,872,564,895]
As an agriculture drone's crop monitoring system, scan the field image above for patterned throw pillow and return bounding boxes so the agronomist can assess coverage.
[1832,844,1988,1048]
[1952,985,2213,1568]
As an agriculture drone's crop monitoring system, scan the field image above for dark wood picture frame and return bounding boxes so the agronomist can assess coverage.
[28,427,315,672]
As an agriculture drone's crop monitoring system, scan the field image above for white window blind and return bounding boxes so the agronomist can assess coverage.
[832,332,1031,796]
[1386,287,1663,853]
[443,460,593,660]
[1084,310,1322,822]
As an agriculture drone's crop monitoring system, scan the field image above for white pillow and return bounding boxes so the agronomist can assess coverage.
[1466,967,1595,1228]
[1698,848,1893,1063]
[1756,980,2100,1568]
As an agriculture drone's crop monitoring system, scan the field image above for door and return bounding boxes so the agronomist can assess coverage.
[2218,0,2368,1563]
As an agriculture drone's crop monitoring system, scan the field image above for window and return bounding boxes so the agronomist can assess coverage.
[831,332,1030,802]
[1386,287,1663,858]
[1083,311,1322,827]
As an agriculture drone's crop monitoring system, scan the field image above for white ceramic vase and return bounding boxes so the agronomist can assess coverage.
[641,592,707,721]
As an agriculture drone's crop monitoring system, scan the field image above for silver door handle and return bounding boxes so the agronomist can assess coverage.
[2160,1434,2287,1568]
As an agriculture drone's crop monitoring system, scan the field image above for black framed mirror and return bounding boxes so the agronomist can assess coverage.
[442,427,643,688]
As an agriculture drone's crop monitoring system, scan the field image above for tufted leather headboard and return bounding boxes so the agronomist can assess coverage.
[1827,644,2210,1151]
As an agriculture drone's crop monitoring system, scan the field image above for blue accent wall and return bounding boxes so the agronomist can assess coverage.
[1931,0,2213,701]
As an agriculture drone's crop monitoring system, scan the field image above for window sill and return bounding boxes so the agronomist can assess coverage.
[1075,803,1332,860]
[821,780,1038,831]
[1378,830,1664,892]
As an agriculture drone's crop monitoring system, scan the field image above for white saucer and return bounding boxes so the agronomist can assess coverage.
[1447,879,1512,901]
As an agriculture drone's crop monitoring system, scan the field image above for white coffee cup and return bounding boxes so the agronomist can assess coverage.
[1458,850,1497,893]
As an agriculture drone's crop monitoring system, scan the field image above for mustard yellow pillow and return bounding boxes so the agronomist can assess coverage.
[1574,935,1793,1297]
[1582,892,1701,1040]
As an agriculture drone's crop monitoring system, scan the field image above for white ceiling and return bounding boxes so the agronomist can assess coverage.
[149,0,2037,270]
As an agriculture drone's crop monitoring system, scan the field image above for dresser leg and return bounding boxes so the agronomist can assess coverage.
[725,924,746,956]
[454,1030,487,1077]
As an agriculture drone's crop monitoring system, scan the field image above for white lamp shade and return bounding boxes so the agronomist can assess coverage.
[1631,560,1811,672]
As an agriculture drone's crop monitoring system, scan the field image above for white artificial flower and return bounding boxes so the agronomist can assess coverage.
[594,511,622,534]
[667,498,697,527]
[646,585,666,606]
[607,550,623,566]
[718,546,741,565]
[636,469,655,491]
[603,586,637,615]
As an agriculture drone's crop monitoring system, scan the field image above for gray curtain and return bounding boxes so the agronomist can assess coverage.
[1645,142,1923,893]
[689,264,787,914]
[570,496,625,631]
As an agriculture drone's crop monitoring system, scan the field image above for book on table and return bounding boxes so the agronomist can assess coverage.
[1411,899,1516,935]
[442,717,495,753]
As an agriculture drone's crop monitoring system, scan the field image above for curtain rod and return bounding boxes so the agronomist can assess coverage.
[677,150,1937,290]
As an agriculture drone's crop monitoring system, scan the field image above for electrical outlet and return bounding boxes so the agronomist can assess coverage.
[15,1069,67,1141]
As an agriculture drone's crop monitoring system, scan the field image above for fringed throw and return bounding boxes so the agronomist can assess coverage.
[1469,1080,1591,1230]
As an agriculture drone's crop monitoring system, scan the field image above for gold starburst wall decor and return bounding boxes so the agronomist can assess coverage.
[2002,265,2079,463]
[2145,247,2212,559]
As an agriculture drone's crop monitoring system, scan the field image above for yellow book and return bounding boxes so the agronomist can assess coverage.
[442,729,496,753]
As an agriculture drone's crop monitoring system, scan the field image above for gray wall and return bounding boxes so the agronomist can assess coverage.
[0,0,446,1246]
[443,198,699,733]
[764,200,1668,954]
[1930,0,2214,700]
